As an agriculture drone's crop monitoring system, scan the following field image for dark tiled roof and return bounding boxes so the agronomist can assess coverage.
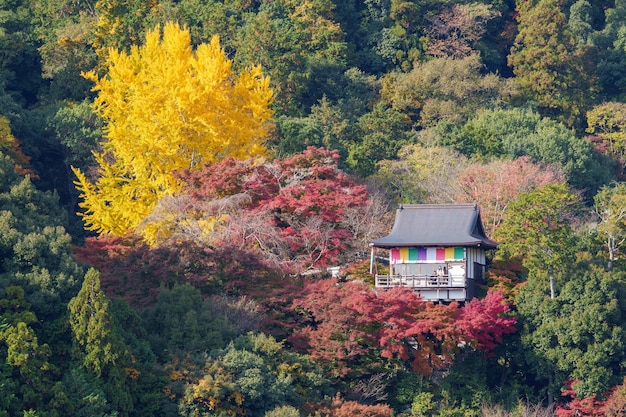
[370,204,498,249]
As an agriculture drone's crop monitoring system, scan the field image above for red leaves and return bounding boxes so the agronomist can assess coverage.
[175,147,369,272]
[73,235,283,309]
[289,279,376,377]
[554,379,626,417]
[177,157,278,205]
[556,380,608,417]
[374,288,516,371]
[289,278,517,377]
[555,378,626,417]
[457,290,518,352]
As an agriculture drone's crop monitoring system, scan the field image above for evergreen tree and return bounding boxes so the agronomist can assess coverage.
[69,268,158,416]
[593,0,626,101]
[179,332,328,416]
[32,0,98,101]
[0,286,55,414]
[68,268,122,377]
[0,0,42,105]
[516,265,626,398]
[508,0,597,127]
[0,152,82,318]
[0,149,86,415]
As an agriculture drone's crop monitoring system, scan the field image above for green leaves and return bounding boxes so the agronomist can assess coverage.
[141,284,257,360]
[381,54,515,129]
[180,332,327,416]
[594,182,626,269]
[508,0,596,126]
[0,153,82,318]
[438,107,613,199]
[496,183,578,278]
[0,285,54,414]
[68,268,120,377]
[67,268,158,415]
[347,102,410,177]
[516,266,626,397]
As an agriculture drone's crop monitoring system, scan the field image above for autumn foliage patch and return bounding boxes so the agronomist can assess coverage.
[73,235,282,308]
[289,278,517,378]
[165,147,369,272]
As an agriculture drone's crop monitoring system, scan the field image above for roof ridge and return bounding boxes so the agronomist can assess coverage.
[399,203,477,209]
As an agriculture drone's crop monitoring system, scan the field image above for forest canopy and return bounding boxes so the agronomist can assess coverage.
[3,0,626,415]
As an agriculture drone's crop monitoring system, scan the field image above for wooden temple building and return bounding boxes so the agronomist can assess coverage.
[369,204,497,302]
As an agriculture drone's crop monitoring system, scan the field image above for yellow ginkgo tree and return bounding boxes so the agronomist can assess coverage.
[73,22,274,238]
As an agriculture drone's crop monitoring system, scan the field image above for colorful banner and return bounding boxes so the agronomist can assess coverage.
[390,247,465,264]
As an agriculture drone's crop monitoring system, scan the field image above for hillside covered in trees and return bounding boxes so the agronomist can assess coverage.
[4,0,626,415]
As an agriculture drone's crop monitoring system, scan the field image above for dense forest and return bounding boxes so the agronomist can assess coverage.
[4,0,626,415]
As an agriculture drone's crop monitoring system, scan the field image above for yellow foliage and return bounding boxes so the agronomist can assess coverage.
[73,22,274,239]
[586,102,626,158]
[0,116,17,158]
[229,391,244,406]
[0,116,34,177]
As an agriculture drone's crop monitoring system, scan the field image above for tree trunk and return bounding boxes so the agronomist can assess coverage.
[549,265,555,300]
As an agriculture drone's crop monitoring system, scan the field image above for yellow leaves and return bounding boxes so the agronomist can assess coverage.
[230,391,244,406]
[0,116,14,149]
[587,102,626,147]
[185,373,245,415]
[74,23,274,240]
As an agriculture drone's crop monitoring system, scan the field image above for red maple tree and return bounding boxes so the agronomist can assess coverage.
[289,278,517,377]
[173,147,370,273]
[555,380,608,417]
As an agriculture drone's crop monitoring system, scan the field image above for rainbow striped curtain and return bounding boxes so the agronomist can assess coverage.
[390,247,465,264]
